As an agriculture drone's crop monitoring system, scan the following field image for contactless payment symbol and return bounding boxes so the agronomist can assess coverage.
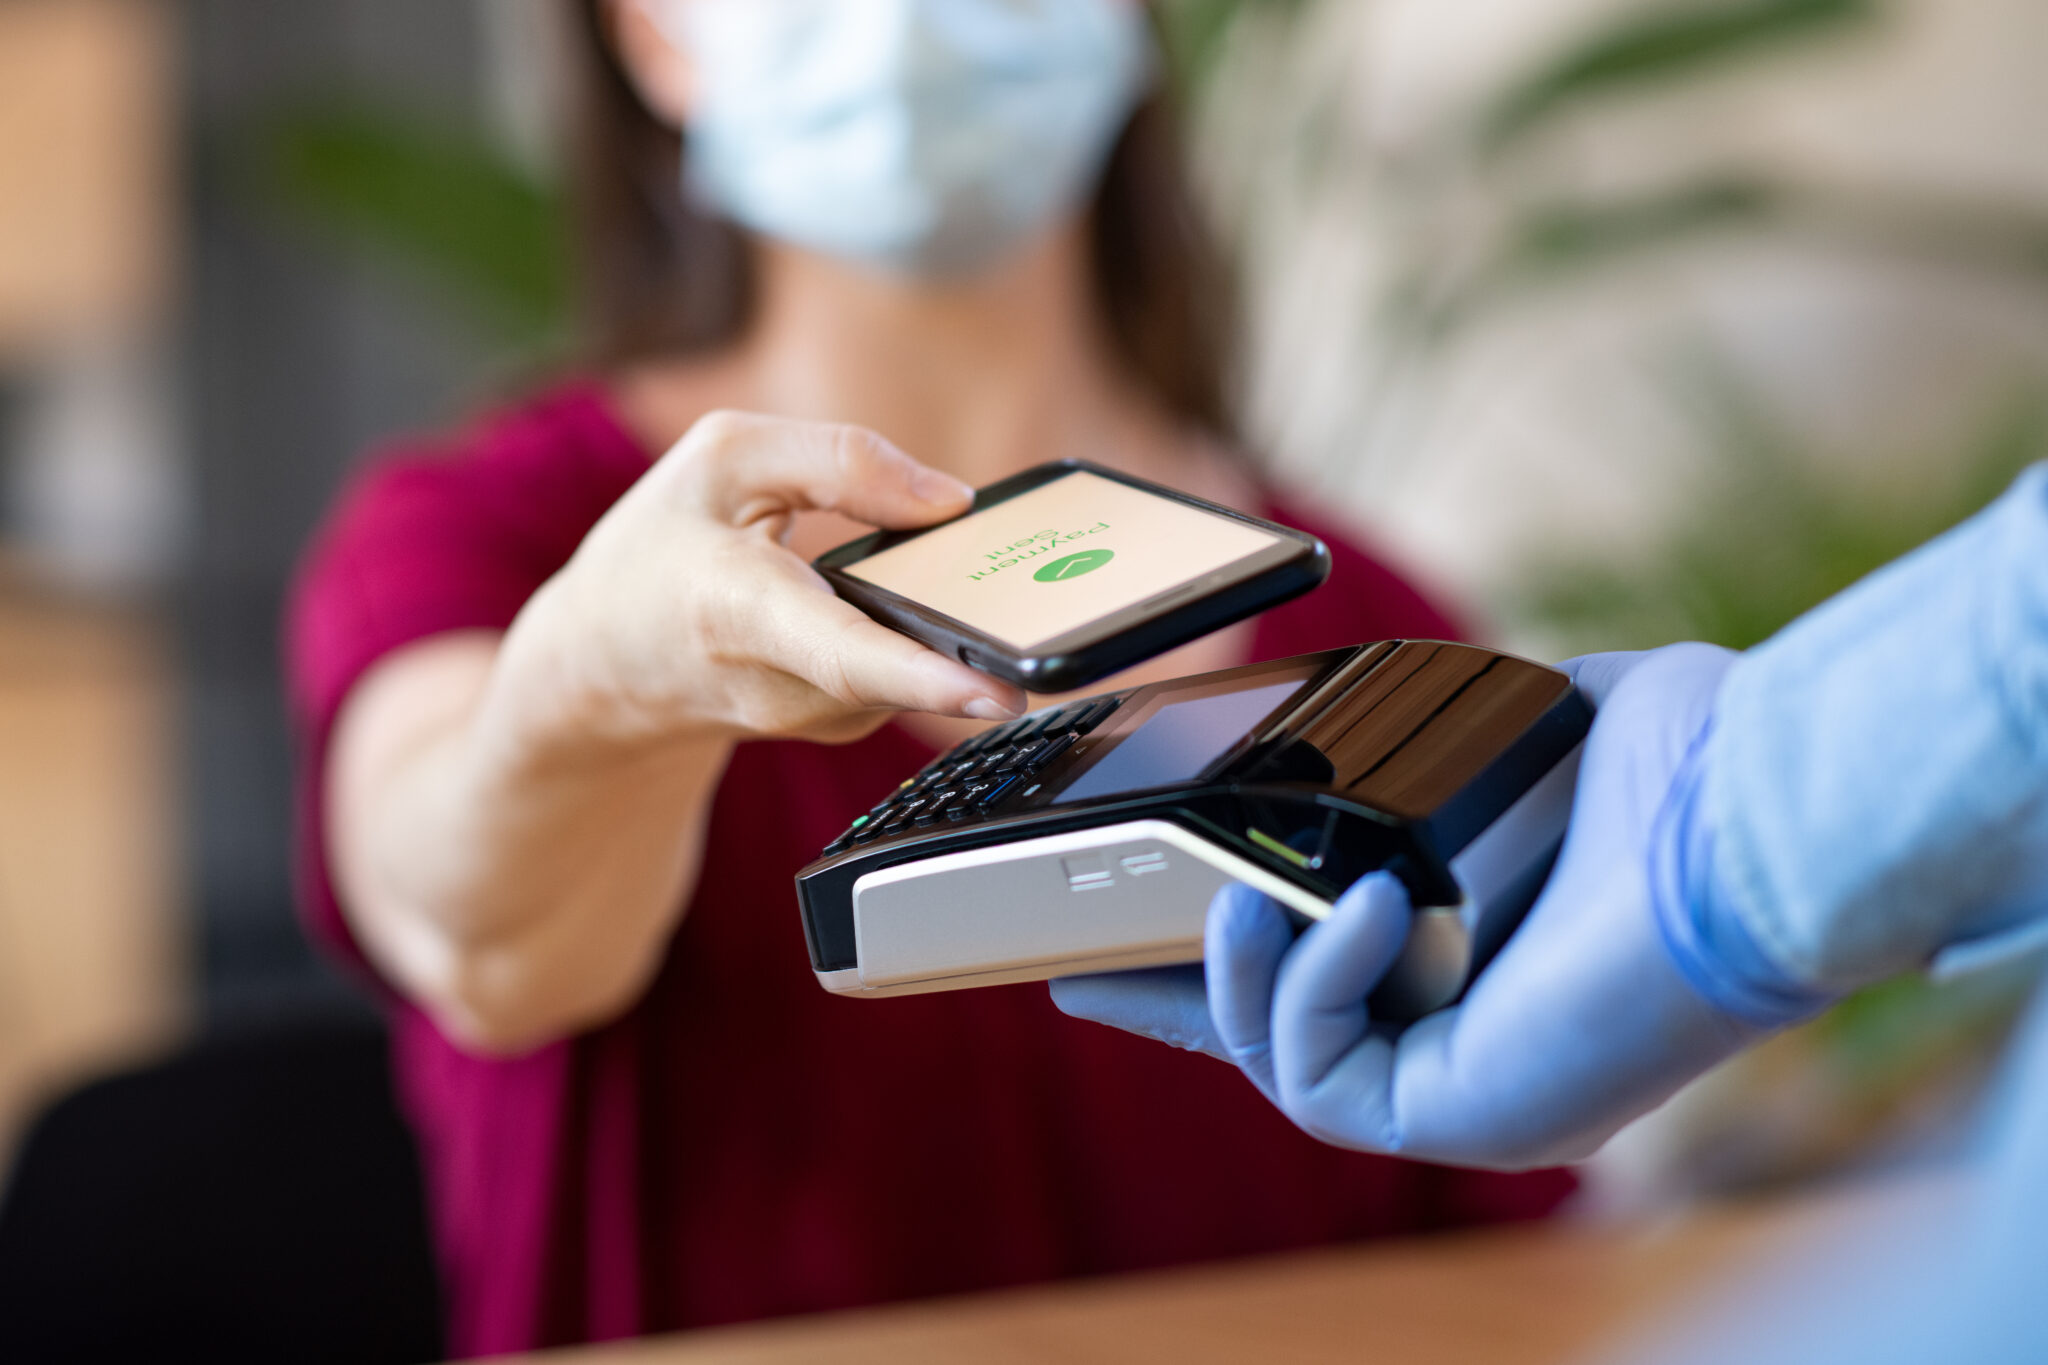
[1034,549,1115,583]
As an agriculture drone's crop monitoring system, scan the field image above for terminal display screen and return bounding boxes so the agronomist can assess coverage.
[1052,662,1325,804]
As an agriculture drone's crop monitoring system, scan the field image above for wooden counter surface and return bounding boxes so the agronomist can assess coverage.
[507,1177,1944,1365]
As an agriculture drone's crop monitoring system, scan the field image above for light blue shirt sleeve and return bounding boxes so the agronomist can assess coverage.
[1609,972,2048,1365]
[1689,464,2048,1007]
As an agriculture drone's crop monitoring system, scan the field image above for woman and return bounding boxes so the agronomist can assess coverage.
[287,0,1571,1354]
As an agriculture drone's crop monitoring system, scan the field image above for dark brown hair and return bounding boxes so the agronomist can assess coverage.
[565,1,1238,438]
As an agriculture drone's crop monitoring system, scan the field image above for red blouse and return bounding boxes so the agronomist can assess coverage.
[286,384,1571,1357]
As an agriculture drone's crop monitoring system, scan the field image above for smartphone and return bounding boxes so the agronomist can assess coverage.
[813,460,1330,692]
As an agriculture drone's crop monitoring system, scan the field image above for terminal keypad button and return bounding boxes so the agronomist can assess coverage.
[1070,698,1121,734]
[978,774,1023,807]
[1006,737,1050,769]
[1032,732,1078,769]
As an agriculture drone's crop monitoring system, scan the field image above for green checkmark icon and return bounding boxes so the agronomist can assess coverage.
[1034,549,1116,582]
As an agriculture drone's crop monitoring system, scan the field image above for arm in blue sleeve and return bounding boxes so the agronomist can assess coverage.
[1613,974,2048,1365]
[1667,464,2048,1016]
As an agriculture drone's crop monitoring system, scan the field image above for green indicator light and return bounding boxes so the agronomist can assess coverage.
[850,815,869,829]
[1248,827,1315,869]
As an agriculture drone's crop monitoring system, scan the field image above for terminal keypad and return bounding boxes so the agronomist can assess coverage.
[822,695,1124,856]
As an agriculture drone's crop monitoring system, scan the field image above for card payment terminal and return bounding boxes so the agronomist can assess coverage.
[794,641,1589,1020]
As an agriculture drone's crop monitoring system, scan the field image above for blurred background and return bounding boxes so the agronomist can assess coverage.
[0,0,2043,1339]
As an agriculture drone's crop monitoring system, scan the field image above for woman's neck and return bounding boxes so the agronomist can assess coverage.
[610,220,1255,513]
[733,223,1169,487]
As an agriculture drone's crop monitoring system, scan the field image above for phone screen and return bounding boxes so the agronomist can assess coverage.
[843,470,1282,651]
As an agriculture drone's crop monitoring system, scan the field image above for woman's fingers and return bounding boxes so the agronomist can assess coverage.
[670,410,974,530]
[645,410,1017,726]
[744,580,1023,720]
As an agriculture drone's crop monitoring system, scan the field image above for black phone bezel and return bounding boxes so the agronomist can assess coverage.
[812,460,1331,692]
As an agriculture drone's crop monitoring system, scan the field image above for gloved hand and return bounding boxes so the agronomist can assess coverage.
[1053,644,1821,1170]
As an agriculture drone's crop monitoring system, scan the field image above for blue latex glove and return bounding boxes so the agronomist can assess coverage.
[1058,469,2048,1169]
[1053,644,1808,1170]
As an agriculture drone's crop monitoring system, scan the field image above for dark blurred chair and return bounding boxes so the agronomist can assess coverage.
[0,1017,442,1364]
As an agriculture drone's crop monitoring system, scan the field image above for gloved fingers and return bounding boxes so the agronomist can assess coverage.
[1048,965,1222,1058]
[1205,882,1295,1102]
[1269,872,1413,1150]
[1559,651,1650,709]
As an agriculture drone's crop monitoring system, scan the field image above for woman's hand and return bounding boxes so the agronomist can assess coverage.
[330,412,1021,1055]
[489,409,1024,757]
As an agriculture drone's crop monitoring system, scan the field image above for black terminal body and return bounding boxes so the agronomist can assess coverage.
[795,641,1591,1021]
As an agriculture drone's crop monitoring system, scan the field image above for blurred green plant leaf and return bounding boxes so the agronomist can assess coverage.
[238,100,571,350]
[1504,177,1781,274]
[1483,0,1880,153]
[1811,964,2033,1098]
[1517,355,2048,655]
[1497,180,2048,287]
[1156,0,1309,97]
[1414,177,1787,340]
[1414,176,2048,359]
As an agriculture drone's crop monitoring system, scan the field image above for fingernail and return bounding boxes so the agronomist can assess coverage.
[913,468,975,505]
[964,696,1021,722]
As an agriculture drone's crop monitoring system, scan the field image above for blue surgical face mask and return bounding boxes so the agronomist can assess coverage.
[645,0,1155,278]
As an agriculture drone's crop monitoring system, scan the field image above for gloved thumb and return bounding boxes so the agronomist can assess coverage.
[1206,883,1295,1103]
[1269,873,1412,1150]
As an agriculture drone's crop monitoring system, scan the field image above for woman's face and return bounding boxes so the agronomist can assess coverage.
[607,0,1155,278]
